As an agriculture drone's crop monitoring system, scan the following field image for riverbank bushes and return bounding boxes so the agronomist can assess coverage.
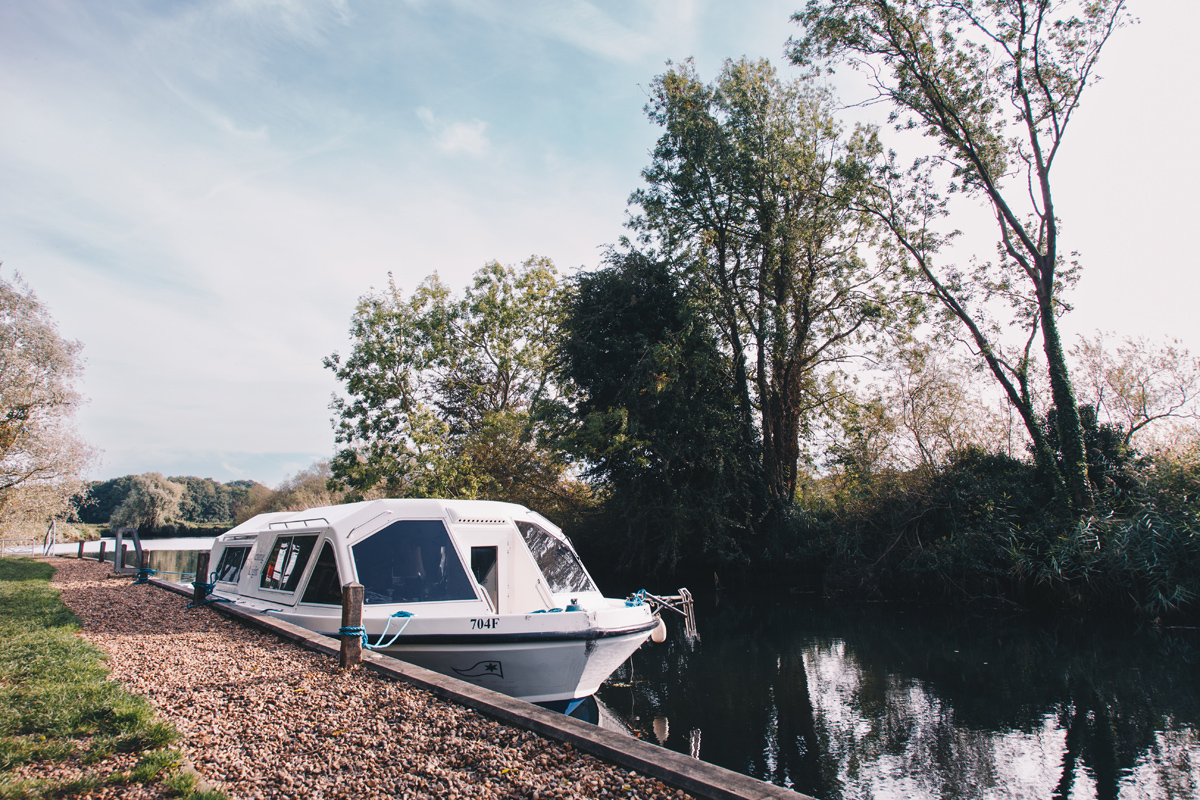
[774,443,1200,617]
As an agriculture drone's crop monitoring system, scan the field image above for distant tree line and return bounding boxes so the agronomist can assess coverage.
[75,474,263,532]
[73,463,350,536]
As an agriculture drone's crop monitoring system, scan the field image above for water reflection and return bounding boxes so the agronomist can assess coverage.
[596,593,1200,799]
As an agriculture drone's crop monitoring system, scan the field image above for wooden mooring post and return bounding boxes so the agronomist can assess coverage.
[77,541,84,559]
[340,582,364,669]
[98,541,106,563]
[132,549,154,584]
[192,552,210,606]
[118,544,128,573]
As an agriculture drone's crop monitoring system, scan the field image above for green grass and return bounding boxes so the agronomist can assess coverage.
[0,557,227,799]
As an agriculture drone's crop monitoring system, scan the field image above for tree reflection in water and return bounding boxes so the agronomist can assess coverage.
[595,593,1200,799]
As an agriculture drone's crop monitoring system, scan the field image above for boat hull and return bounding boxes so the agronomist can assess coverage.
[261,604,660,703]
[375,626,655,703]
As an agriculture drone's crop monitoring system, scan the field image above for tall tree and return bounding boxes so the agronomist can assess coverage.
[554,251,760,571]
[0,271,95,535]
[325,257,586,518]
[631,58,895,504]
[109,473,184,533]
[791,0,1131,509]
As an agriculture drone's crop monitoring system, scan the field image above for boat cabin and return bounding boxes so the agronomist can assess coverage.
[208,499,601,616]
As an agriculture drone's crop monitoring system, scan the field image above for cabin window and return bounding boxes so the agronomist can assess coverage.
[471,546,499,613]
[213,546,251,584]
[516,521,597,594]
[352,520,476,605]
[260,534,318,592]
[300,541,342,605]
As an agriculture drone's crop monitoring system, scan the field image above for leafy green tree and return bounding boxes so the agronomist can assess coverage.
[631,58,897,504]
[229,461,350,523]
[109,473,185,534]
[554,251,761,572]
[75,476,136,524]
[791,0,1132,509]
[229,480,274,525]
[325,257,585,518]
[0,271,95,535]
[169,476,236,524]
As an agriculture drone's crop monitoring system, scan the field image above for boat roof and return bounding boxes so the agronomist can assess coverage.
[219,498,557,541]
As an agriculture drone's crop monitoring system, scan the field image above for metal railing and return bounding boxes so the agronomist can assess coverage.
[0,537,38,556]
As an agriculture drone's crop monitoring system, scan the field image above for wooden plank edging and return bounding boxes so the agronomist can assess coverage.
[146,577,813,800]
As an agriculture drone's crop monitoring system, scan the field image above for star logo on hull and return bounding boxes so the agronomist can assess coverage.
[453,660,504,679]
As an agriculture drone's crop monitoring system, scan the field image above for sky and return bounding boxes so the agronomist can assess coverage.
[2,0,1197,488]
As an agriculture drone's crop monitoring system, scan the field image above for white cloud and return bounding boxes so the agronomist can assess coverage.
[530,0,658,63]
[218,0,353,45]
[438,120,489,157]
[160,79,270,141]
[415,107,490,157]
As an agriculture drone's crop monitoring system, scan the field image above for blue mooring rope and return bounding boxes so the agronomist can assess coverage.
[339,610,414,649]
[134,567,156,584]
[188,572,233,609]
[338,625,366,641]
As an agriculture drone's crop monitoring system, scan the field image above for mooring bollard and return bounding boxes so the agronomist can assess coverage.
[98,541,107,563]
[192,552,211,607]
[77,541,84,559]
[135,550,153,584]
[340,582,365,669]
[118,544,128,572]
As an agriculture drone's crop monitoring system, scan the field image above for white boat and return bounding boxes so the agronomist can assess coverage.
[204,498,693,706]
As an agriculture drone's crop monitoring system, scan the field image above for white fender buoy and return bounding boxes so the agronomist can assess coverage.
[651,616,668,643]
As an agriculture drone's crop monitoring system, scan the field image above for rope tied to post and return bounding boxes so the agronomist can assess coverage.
[339,610,414,649]
[134,567,156,584]
[188,572,232,609]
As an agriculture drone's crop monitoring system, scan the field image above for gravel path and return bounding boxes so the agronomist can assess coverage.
[47,558,691,800]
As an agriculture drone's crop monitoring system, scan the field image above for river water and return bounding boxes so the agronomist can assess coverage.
[595,591,1200,800]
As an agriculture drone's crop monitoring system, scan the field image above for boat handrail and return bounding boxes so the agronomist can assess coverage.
[346,510,392,538]
[533,576,556,608]
[628,588,698,641]
[268,517,330,530]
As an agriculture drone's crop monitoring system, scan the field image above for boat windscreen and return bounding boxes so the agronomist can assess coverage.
[352,520,477,604]
[300,541,342,605]
[260,534,318,592]
[516,521,597,594]
[213,546,250,583]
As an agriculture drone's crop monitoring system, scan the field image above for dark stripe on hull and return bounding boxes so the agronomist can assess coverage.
[318,619,658,646]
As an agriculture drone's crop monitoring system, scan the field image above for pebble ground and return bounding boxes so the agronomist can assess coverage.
[44,557,693,800]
